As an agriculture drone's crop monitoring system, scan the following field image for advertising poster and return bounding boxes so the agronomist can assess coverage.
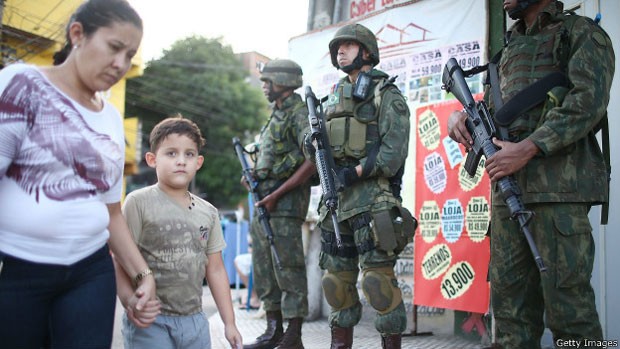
[413,95,490,314]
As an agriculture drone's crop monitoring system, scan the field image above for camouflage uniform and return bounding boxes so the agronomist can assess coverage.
[488,2,614,347]
[319,67,411,335]
[252,92,310,319]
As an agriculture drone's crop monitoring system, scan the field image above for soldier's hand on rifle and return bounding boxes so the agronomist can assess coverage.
[303,132,317,158]
[485,138,539,182]
[447,110,473,151]
[335,165,361,188]
[240,170,257,191]
[255,193,278,213]
[239,175,251,191]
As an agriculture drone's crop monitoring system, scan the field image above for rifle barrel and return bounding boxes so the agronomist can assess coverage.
[232,137,283,270]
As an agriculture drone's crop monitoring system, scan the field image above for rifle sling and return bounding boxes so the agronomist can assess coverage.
[601,116,610,225]
[488,62,503,111]
[494,71,569,126]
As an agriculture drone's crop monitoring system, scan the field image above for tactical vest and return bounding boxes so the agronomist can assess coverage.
[324,75,391,162]
[492,11,612,223]
[498,12,576,141]
[257,100,306,181]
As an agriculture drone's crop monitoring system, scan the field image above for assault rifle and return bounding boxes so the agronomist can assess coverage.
[232,137,282,270]
[305,86,343,248]
[442,57,547,272]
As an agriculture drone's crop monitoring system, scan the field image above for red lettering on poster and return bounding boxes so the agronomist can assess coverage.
[350,0,376,19]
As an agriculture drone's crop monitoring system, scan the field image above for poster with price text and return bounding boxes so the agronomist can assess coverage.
[413,95,491,314]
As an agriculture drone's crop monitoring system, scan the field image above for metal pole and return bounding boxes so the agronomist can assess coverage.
[234,209,243,303]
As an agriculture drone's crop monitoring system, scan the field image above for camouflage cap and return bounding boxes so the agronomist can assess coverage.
[260,59,303,88]
[329,24,380,68]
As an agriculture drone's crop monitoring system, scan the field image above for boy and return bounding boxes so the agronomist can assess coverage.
[116,115,242,349]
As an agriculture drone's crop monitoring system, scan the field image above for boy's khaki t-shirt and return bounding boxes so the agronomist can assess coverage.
[122,185,226,315]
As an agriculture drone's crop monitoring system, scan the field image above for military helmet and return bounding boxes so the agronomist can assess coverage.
[259,59,303,89]
[329,23,380,68]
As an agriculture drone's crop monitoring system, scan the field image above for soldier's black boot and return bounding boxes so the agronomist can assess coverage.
[330,326,353,349]
[275,317,304,349]
[381,333,402,349]
[243,311,283,349]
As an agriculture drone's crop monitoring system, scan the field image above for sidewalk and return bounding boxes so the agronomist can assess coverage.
[112,286,483,349]
[208,287,483,349]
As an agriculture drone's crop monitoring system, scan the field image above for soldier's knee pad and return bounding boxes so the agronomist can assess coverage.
[321,270,359,311]
[361,267,402,315]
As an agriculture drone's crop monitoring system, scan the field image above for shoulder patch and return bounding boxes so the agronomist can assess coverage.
[392,99,409,115]
[591,31,607,48]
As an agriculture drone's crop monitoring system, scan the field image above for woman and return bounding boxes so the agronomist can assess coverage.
[0,0,158,347]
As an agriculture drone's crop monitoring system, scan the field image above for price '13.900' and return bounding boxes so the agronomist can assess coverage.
[440,261,475,300]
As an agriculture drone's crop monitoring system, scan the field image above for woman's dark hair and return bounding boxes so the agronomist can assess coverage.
[53,0,143,65]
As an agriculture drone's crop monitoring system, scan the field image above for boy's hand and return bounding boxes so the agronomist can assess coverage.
[126,297,161,328]
[225,324,243,349]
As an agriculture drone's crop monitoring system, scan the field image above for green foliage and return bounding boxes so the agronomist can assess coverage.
[125,35,269,208]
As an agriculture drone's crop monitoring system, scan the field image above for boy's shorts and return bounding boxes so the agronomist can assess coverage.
[234,253,252,276]
[122,311,211,349]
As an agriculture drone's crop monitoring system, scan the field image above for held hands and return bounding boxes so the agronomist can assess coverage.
[126,294,161,328]
[125,279,161,328]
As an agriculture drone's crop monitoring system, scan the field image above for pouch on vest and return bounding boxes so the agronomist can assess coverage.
[370,209,397,255]
[345,118,367,158]
[326,82,355,119]
[327,117,346,159]
[394,206,417,255]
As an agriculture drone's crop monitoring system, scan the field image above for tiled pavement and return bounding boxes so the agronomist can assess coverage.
[112,286,484,349]
[207,288,483,349]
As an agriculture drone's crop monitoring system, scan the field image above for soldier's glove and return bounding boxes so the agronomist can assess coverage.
[335,166,360,188]
[303,133,316,159]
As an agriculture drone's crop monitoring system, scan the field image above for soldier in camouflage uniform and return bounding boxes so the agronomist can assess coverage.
[448,1,614,348]
[311,24,412,349]
[242,59,315,349]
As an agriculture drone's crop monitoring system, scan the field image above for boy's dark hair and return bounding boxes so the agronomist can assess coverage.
[53,0,143,65]
[149,114,206,153]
